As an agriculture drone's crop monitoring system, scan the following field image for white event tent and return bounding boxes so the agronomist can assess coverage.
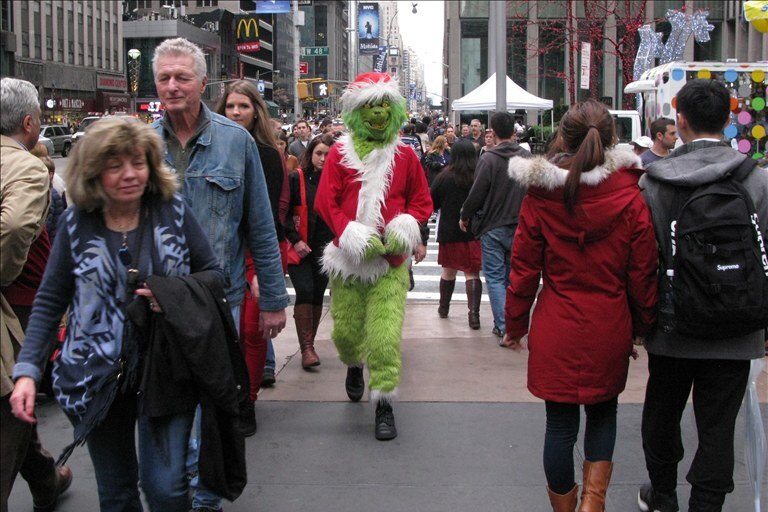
[451,73,554,111]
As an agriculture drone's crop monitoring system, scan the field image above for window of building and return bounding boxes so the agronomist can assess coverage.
[460,0,488,18]
[693,22,722,61]
[508,21,527,89]
[0,1,10,32]
[460,19,487,96]
[538,21,566,106]
[196,0,218,6]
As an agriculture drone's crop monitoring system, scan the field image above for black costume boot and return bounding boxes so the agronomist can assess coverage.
[345,365,364,402]
[374,400,397,440]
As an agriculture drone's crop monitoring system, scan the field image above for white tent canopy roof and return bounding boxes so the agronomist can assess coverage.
[452,73,554,111]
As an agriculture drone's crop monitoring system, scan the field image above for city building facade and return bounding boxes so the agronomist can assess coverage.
[2,0,127,126]
[443,0,768,120]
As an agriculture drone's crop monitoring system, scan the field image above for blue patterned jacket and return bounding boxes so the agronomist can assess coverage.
[14,194,221,425]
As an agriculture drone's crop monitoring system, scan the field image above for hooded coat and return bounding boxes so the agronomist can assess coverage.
[639,140,768,360]
[505,149,658,404]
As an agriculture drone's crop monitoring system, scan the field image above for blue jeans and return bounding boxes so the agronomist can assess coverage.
[86,391,195,512]
[189,304,240,510]
[480,226,516,332]
[543,398,618,495]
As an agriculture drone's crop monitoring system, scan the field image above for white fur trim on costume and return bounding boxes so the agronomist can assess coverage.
[338,135,401,230]
[338,221,377,264]
[321,243,391,284]
[370,389,397,405]
[508,147,641,190]
[341,80,404,112]
[384,214,420,253]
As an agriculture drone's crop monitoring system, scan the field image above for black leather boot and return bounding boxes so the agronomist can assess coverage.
[375,400,397,440]
[466,278,482,330]
[437,278,456,318]
[345,365,364,402]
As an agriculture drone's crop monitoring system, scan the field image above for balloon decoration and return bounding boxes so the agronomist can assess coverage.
[744,1,768,33]
[709,66,768,161]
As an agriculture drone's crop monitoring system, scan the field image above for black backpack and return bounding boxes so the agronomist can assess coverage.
[658,158,768,339]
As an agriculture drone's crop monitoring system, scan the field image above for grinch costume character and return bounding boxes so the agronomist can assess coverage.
[314,73,433,440]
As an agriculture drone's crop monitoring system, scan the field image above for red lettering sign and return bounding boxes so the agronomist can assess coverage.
[236,42,261,53]
[299,62,308,75]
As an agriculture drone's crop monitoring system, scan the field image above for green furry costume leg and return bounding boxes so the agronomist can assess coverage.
[330,264,409,399]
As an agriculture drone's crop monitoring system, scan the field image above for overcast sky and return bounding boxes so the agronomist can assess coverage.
[396,0,445,104]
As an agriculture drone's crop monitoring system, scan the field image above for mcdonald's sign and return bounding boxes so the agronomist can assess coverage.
[235,15,260,53]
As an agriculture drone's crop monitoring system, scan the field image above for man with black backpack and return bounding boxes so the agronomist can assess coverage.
[637,79,768,512]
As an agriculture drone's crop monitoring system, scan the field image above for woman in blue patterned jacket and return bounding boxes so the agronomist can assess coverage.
[10,117,222,512]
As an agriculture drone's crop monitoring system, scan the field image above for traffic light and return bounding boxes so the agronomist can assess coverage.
[298,81,310,100]
[311,81,329,99]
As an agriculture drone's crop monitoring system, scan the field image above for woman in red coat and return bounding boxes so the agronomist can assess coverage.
[502,101,657,512]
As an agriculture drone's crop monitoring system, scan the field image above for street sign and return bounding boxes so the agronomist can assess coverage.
[300,46,329,57]
[299,61,309,75]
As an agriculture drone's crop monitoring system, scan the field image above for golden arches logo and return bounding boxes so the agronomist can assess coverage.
[237,17,259,40]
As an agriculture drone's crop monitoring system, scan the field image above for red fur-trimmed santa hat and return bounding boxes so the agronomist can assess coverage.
[340,72,403,112]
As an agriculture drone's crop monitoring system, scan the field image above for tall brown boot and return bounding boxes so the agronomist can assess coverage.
[578,461,613,512]
[465,278,482,330]
[548,484,578,512]
[311,305,323,338]
[294,304,320,369]
[437,278,456,318]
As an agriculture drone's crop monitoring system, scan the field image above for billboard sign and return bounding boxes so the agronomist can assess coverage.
[236,15,261,53]
[255,0,290,13]
[358,2,380,55]
[372,46,387,73]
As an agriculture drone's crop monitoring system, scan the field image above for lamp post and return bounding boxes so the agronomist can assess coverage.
[128,48,141,115]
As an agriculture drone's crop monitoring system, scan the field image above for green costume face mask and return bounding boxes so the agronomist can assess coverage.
[343,96,407,158]
[359,101,393,141]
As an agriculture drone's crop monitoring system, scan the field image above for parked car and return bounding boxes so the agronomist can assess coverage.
[39,125,73,156]
[71,116,104,145]
[37,135,55,157]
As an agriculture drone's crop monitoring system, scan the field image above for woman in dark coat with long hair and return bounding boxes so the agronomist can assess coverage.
[284,133,336,369]
[429,138,483,329]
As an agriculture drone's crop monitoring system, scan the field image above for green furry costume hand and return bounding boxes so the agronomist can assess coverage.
[363,235,386,261]
[384,234,408,255]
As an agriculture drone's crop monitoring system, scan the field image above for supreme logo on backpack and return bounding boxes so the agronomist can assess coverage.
[663,158,768,339]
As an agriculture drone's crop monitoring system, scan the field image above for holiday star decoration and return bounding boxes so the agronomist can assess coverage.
[634,25,663,80]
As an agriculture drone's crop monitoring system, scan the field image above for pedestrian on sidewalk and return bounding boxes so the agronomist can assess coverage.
[10,117,225,511]
[314,72,433,441]
[1,77,72,512]
[637,79,768,512]
[430,138,483,328]
[216,79,291,437]
[284,133,336,370]
[151,37,289,512]
[502,100,658,512]
[459,111,531,339]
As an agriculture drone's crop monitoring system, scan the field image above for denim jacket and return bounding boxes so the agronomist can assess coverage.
[152,105,289,310]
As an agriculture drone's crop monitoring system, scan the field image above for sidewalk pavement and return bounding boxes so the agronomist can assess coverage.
[9,303,768,512]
